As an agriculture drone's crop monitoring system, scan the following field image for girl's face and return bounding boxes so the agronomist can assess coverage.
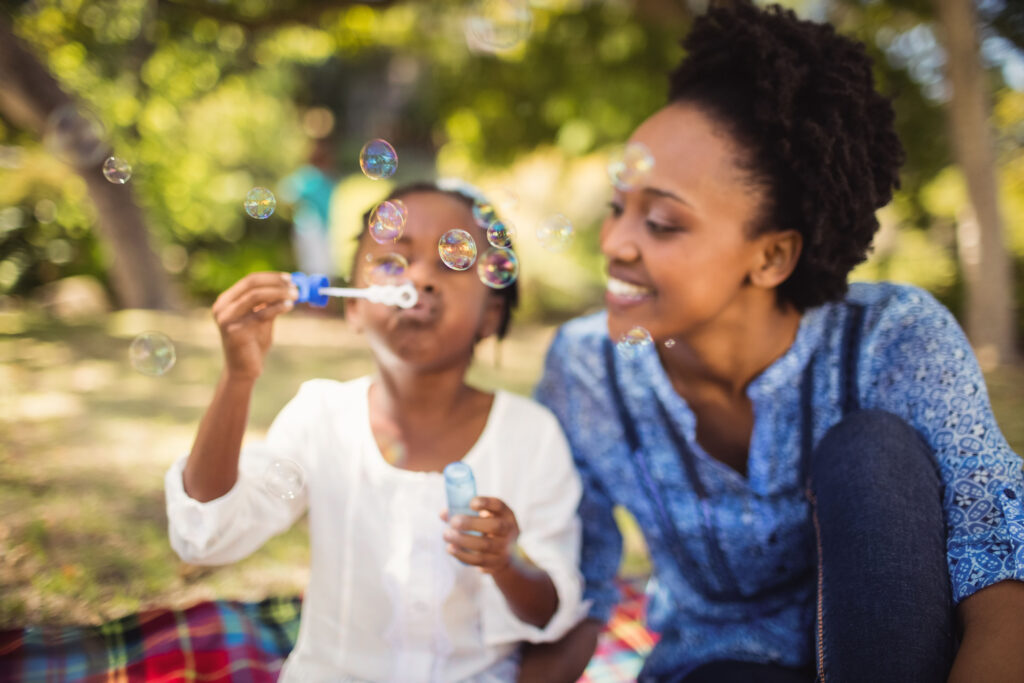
[348,191,505,371]
[601,102,784,343]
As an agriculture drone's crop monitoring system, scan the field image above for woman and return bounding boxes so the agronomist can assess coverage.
[524,2,1024,681]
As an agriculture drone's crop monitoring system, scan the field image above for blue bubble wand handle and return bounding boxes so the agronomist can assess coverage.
[290,272,418,309]
[444,462,478,521]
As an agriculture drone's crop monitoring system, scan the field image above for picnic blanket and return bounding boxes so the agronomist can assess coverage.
[0,581,656,682]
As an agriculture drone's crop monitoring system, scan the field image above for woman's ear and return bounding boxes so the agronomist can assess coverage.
[749,229,802,290]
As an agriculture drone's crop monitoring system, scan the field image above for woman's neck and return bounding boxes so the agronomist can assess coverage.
[659,295,803,401]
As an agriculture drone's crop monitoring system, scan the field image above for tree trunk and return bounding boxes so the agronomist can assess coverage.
[0,15,176,310]
[934,0,1018,367]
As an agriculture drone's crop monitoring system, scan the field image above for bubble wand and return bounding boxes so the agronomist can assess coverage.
[290,272,418,309]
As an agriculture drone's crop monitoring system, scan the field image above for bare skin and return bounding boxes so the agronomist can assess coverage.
[518,102,1024,681]
[184,190,559,632]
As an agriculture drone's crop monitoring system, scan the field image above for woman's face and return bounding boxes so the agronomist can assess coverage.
[601,102,775,344]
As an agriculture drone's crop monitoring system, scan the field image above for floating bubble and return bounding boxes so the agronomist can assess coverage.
[263,458,305,500]
[472,202,498,229]
[486,219,515,248]
[365,253,409,286]
[664,339,677,349]
[608,141,655,191]
[369,200,407,243]
[360,139,398,180]
[439,229,478,271]
[102,156,132,184]
[536,214,574,252]
[129,331,176,376]
[245,187,276,219]
[477,247,518,289]
[44,104,108,167]
[616,326,653,359]
[465,0,533,54]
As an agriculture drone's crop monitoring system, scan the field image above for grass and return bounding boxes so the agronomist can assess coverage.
[1,308,1023,628]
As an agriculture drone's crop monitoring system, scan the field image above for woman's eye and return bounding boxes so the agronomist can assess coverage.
[645,219,684,234]
[607,201,624,217]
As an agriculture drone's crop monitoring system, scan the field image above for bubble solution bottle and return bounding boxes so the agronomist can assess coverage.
[444,462,478,521]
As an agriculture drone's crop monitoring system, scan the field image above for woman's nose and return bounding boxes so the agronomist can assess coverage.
[599,215,641,263]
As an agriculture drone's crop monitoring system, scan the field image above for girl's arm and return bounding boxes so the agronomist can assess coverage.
[445,497,558,628]
[949,580,1024,683]
[183,272,296,502]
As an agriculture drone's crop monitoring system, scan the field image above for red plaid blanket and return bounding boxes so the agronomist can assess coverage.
[0,583,655,682]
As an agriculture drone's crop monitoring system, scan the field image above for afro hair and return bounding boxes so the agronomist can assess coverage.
[669,0,905,311]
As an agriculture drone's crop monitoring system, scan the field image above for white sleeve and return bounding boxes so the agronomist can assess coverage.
[480,411,587,645]
[164,384,315,566]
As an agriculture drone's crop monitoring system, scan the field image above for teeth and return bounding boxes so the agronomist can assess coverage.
[607,276,653,297]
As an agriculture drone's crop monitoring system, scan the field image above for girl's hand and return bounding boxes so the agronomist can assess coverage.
[212,272,298,382]
[442,497,521,573]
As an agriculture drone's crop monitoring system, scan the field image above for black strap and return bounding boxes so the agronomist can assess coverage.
[840,304,866,416]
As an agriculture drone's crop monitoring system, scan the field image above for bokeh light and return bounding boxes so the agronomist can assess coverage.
[44,104,108,168]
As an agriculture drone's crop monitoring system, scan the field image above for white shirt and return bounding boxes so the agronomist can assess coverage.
[165,377,585,682]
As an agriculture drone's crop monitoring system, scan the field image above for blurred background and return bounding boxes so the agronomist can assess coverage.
[1,0,1023,629]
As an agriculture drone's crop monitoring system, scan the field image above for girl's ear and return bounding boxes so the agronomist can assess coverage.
[476,294,505,342]
[749,229,802,290]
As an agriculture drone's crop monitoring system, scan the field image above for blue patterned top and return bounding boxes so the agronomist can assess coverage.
[535,281,1024,676]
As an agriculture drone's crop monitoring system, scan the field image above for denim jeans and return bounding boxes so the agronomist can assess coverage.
[669,410,956,683]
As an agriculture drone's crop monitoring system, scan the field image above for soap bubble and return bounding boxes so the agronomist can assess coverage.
[477,247,519,289]
[129,331,176,376]
[439,229,478,271]
[365,253,409,286]
[616,326,653,359]
[360,139,398,180]
[536,214,574,252]
[263,458,305,500]
[44,104,108,167]
[486,219,515,248]
[102,156,132,184]
[608,142,654,191]
[369,200,407,243]
[664,339,677,349]
[244,187,276,219]
[465,0,533,54]
[472,202,498,229]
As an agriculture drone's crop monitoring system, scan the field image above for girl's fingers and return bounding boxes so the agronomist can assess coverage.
[445,529,493,553]
[215,286,297,326]
[217,272,293,308]
[252,299,294,321]
[450,514,510,538]
[470,496,509,515]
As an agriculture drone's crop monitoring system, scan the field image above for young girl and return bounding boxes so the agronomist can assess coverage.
[164,182,585,682]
